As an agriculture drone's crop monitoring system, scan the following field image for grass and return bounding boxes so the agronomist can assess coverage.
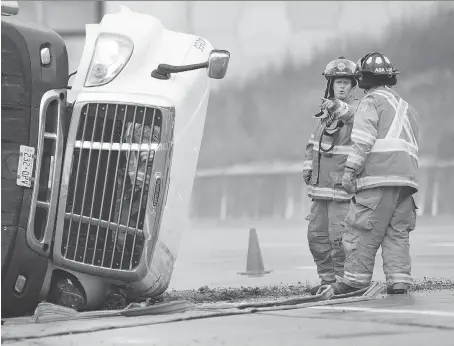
[410,277,454,292]
[148,281,313,305]
[146,277,454,305]
[4,278,452,318]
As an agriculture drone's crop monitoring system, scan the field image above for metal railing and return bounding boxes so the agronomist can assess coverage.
[190,159,454,221]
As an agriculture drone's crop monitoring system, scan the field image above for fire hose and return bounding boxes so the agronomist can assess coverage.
[31,282,381,322]
[1,283,385,342]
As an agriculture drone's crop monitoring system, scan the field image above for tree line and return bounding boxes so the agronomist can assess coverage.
[199,4,454,169]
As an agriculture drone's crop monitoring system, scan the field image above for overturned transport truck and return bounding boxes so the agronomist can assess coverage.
[1,3,230,316]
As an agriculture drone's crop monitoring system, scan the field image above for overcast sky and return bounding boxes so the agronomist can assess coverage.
[13,1,445,89]
[104,1,441,87]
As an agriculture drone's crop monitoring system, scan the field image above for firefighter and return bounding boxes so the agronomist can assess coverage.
[333,52,419,295]
[302,57,360,295]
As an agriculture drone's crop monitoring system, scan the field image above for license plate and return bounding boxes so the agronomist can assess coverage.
[17,145,35,188]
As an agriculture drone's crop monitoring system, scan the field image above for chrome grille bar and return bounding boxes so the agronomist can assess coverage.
[44,133,57,140]
[74,141,159,151]
[73,103,100,261]
[110,106,138,269]
[128,108,158,270]
[118,111,145,269]
[101,105,130,267]
[82,104,110,263]
[64,104,90,258]
[92,104,119,265]
[62,103,160,270]
[119,108,157,269]
[36,200,50,209]
[64,213,141,236]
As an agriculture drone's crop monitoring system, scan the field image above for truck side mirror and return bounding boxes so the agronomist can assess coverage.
[207,50,230,80]
[151,49,231,80]
[1,1,19,16]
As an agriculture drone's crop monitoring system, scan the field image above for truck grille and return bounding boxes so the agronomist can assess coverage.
[61,103,162,271]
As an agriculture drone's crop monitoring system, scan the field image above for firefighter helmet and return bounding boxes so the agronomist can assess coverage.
[321,57,358,96]
[323,57,358,80]
[356,52,400,76]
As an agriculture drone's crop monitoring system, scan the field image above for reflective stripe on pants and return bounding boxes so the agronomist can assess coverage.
[306,199,350,284]
[341,186,417,288]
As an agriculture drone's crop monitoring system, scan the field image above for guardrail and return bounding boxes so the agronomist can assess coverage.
[190,159,454,221]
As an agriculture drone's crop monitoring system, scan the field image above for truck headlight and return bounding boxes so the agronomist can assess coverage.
[84,33,134,87]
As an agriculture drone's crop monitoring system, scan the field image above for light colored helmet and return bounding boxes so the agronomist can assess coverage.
[323,57,358,84]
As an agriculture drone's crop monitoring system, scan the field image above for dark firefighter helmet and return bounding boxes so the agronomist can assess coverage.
[355,52,400,77]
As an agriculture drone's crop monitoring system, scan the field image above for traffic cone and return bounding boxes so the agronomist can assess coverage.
[238,228,272,276]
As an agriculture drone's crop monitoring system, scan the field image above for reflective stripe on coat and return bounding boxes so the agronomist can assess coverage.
[346,86,420,192]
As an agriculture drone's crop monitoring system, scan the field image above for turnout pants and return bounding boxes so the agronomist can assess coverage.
[341,186,417,288]
[306,199,350,284]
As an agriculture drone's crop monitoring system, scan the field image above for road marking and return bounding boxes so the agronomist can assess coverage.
[295,266,317,270]
[430,242,454,247]
[308,306,454,318]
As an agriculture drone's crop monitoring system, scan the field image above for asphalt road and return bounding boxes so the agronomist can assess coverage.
[3,217,453,345]
[169,216,454,290]
[4,291,454,345]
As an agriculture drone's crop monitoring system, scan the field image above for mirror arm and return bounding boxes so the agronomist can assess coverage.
[151,61,209,80]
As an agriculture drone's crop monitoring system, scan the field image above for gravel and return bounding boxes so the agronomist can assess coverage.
[147,281,313,305]
[145,277,454,305]
[410,277,454,292]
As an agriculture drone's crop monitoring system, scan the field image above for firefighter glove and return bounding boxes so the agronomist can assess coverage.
[342,167,357,194]
[302,169,312,185]
[321,98,348,118]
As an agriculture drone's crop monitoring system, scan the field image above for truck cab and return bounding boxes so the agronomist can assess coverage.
[1,2,230,316]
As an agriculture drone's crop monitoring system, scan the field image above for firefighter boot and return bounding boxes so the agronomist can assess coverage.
[310,280,335,295]
[387,283,410,295]
[331,281,362,295]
